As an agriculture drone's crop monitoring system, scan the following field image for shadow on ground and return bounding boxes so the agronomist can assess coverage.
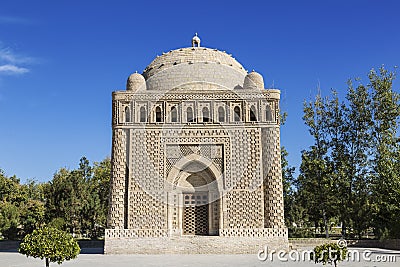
[0,240,104,254]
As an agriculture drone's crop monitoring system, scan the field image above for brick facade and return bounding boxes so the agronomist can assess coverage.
[106,37,288,253]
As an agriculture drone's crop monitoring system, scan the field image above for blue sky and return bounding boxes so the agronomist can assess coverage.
[0,0,399,182]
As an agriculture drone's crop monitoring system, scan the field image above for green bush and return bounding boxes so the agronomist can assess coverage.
[312,242,347,267]
[19,226,80,267]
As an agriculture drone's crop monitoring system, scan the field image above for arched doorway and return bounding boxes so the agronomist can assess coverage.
[166,158,221,236]
[182,174,209,235]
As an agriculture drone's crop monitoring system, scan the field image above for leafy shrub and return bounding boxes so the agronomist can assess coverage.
[19,226,80,267]
[312,242,347,267]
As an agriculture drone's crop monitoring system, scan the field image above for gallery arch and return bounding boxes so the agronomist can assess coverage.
[234,106,241,122]
[140,106,146,122]
[218,106,225,123]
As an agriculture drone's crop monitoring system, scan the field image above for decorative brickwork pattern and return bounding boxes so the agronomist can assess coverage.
[262,127,285,228]
[224,190,264,229]
[127,129,167,233]
[160,131,231,189]
[106,42,288,253]
[128,191,166,229]
[107,129,127,229]
[219,227,288,238]
[170,193,179,230]
[166,143,224,179]
[106,229,168,238]
[229,128,262,190]
[183,193,209,235]
[113,90,281,102]
[211,198,220,232]
[130,129,163,192]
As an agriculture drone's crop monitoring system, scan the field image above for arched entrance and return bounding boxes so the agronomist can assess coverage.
[182,173,210,235]
[166,156,221,236]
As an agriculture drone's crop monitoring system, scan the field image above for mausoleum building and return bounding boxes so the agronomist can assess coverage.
[105,35,288,253]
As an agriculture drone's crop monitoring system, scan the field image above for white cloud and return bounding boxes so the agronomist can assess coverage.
[0,48,18,63]
[0,43,34,76]
[0,47,35,65]
[0,64,29,74]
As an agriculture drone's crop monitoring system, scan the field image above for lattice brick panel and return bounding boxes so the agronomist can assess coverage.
[130,129,163,192]
[105,229,169,238]
[183,205,209,235]
[219,227,288,237]
[229,129,262,190]
[171,193,179,229]
[212,199,220,231]
[128,190,166,230]
[107,128,126,229]
[224,190,263,229]
[262,127,285,228]
[183,193,209,235]
[161,133,230,189]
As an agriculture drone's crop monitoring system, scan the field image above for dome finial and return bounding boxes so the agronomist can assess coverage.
[192,33,201,47]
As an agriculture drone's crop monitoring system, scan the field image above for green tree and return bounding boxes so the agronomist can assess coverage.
[282,147,312,237]
[44,157,111,238]
[92,157,111,223]
[322,88,373,238]
[369,67,400,238]
[0,201,20,239]
[44,167,85,235]
[19,199,45,235]
[300,85,375,239]
[297,147,336,237]
[343,80,373,238]
[0,170,47,239]
[0,171,25,239]
[323,91,350,237]
[79,157,111,238]
[19,226,80,267]
[19,180,46,236]
[282,147,303,227]
[0,171,24,204]
[85,157,111,238]
[299,66,400,239]
[299,93,337,237]
[282,147,295,226]
[0,170,20,239]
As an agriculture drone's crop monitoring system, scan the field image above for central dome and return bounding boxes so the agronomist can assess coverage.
[142,47,248,91]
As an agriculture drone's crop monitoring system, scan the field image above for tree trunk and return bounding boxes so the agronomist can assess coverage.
[342,221,346,239]
[323,208,329,238]
[46,258,49,267]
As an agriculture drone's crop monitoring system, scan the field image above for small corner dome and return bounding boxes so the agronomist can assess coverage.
[243,70,264,89]
[126,72,146,91]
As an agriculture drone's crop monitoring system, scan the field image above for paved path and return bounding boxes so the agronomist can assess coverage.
[0,248,399,267]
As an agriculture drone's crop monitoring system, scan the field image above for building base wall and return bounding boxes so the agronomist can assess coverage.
[104,228,288,254]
